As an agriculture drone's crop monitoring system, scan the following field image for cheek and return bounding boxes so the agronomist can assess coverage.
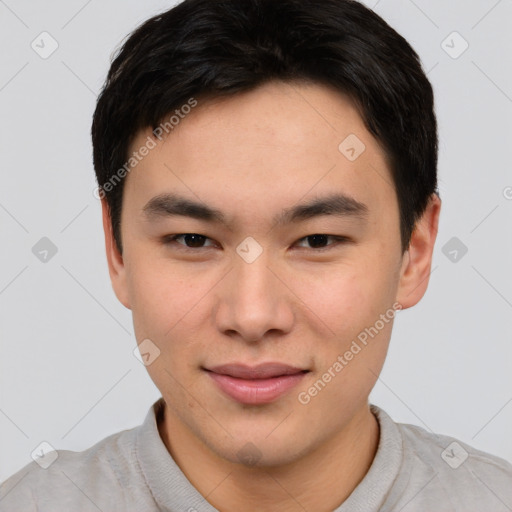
[126,260,216,374]
[304,260,395,331]
[301,269,396,414]
[126,255,197,332]
[299,256,400,386]
[128,270,173,338]
[127,265,204,398]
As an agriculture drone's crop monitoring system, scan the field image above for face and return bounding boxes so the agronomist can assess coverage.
[102,80,439,467]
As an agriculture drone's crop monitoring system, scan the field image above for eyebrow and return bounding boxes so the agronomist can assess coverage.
[142,192,368,228]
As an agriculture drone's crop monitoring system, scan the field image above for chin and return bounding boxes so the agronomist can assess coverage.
[200,426,313,469]
[228,441,306,469]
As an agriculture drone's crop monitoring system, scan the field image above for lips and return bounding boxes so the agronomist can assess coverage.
[206,363,307,379]
[204,363,309,404]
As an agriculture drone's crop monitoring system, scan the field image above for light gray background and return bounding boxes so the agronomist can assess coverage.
[1,0,511,482]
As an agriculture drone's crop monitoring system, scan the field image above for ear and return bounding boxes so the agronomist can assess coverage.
[101,198,131,309]
[396,193,441,309]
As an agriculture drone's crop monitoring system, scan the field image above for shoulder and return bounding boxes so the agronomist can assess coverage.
[391,412,512,511]
[0,425,151,512]
[398,418,512,477]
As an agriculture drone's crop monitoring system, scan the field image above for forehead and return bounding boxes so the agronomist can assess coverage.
[124,81,396,226]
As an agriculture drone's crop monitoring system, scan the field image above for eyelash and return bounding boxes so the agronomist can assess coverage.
[162,233,349,252]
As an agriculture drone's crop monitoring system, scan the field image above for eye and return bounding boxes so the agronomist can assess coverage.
[294,234,348,250]
[163,233,217,250]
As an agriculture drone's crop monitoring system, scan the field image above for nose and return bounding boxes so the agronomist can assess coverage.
[215,250,294,344]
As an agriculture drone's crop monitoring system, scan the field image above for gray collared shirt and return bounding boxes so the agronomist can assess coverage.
[1,398,511,511]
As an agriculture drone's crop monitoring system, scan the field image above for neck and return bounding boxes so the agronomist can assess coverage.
[158,403,379,512]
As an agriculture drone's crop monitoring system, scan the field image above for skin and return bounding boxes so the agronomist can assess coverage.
[101,80,441,512]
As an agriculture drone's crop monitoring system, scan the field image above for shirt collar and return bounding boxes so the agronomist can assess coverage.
[136,398,404,512]
[334,404,404,512]
[136,397,219,512]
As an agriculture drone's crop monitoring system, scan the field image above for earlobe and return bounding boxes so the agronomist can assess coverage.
[396,193,441,309]
[101,198,132,309]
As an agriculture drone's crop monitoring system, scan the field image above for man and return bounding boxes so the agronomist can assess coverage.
[1,0,511,510]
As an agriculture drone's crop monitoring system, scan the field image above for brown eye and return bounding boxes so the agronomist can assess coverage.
[164,234,216,249]
[295,235,348,250]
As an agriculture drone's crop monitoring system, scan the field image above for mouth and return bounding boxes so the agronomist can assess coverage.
[203,363,310,404]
